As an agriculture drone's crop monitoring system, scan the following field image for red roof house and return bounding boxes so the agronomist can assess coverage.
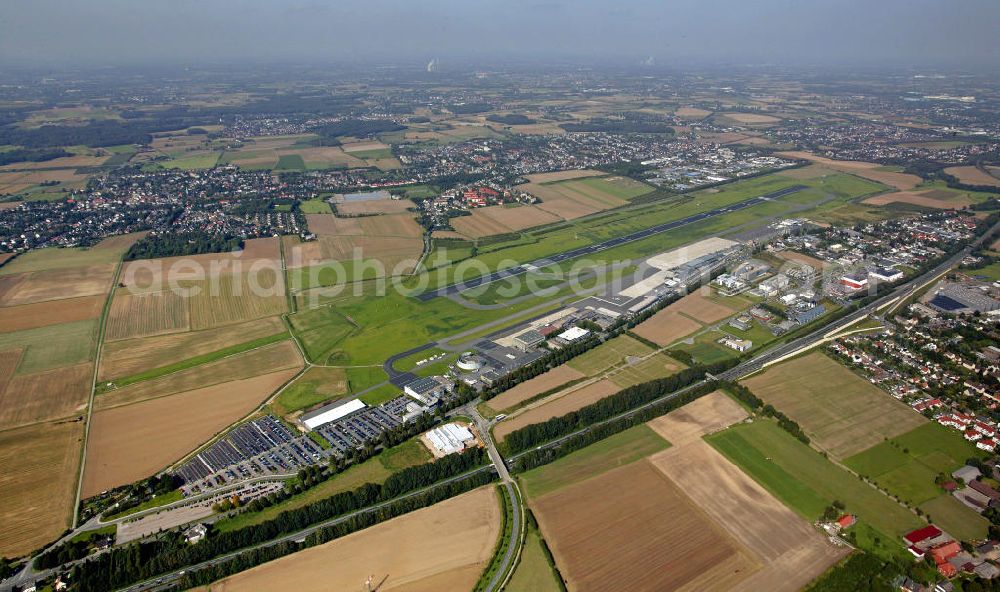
[836,515,856,529]
[903,525,943,546]
[931,541,961,564]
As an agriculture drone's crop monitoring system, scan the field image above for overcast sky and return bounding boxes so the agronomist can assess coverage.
[1,0,997,69]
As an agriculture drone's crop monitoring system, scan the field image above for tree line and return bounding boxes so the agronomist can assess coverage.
[124,231,243,260]
[721,381,810,444]
[176,470,496,589]
[68,448,487,591]
[503,360,738,456]
[0,147,73,166]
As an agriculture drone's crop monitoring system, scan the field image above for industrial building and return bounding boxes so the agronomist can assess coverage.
[404,376,446,405]
[424,422,477,456]
[929,283,1000,314]
[301,399,367,431]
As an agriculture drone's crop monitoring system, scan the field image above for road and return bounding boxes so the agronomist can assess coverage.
[414,185,806,301]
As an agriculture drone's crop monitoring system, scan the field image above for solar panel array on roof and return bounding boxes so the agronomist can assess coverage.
[929,294,967,312]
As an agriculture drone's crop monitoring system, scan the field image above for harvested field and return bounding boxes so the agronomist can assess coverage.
[722,112,781,124]
[524,169,604,184]
[775,250,826,270]
[864,189,974,209]
[610,354,684,388]
[488,365,585,412]
[83,368,299,496]
[531,460,756,592]
[670,291,739,324]
[646,392,847,592]
[744,352,926,458]
[205,487,501,592]
[0,264,115,306]
[97,340,303,410]
[187,269,287,330]
[104,291,190,340]
[945,166,1000,188]
[631,309,703,346]
[0,246,120,275]
[99,316,286,381]
[676,107,712,118]
[341,140,391,153]
[0,363,91,428]
[0,295,104,333]
[430,230,468,240]
[0,420,82,557]
[0,349,21,393]
[336,198,416,215]
[293,146,364,169]
[777,151,920,190]
[451,205,560,237]
[567,334,653,375]
[305,213,423,238]
[494,379,618,442]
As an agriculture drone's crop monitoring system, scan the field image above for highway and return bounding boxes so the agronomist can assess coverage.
[414,185,806,301]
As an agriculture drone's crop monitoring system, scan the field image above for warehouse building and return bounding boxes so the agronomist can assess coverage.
[424,422,476,456]
[301,399,367,431]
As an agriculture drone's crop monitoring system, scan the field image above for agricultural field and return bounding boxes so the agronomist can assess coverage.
[743,352,926,458]
[0,421,83,557]
[204,487,500,592]
[298,198,332,214]
[776,151,919,190]
[494,379,618,442]
[708,419,925,540]
[531,459,756,591]
[335,197,416,215]
[450,204,563,238]
[0,294,104,333]
[566,334,653,375]
[944,166,1000,188]
[99,316,286,381]
[0,264,116,305]
[82,368,300,496]
[507,521,562,592]
[631,291,742,347]
[96,340,303,410]
[609,353,685,388]
[844,423,989,540]
[0,363,91,428]
[486,365,585,412]
[864,187,981,209]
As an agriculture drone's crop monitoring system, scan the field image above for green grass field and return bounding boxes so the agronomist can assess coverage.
[102,490,183,520]
[566,334,653,375]
[378,438,432,471]
[348,148,394,160]
[344,366,389,393]
[162,153,220,170]
[298,198,332,214]
[276,154,306,170]
[610,353,684,388]
[566,175,653,200]
[845,423,985,507]
[506,521,562,592]
[0,319,98,374]
[0,245,122,275]
[707,419,924,540]
[966,262,1000,282]
[357,383,401,405]
[519,424,669,498]
[918,494,990,541]
[271,366,348,416]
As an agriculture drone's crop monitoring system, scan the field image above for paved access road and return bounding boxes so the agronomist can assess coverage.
[415,185,806,301]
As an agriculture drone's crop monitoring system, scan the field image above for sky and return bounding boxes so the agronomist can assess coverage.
[1,0,998,69]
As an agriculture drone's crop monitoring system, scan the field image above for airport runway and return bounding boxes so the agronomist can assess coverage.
[415,185,806,301]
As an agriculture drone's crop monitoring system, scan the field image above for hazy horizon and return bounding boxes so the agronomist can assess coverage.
[1,0,998,70]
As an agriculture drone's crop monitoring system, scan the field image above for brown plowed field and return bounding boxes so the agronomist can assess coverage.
[670,292,738,323]
[722,112,781,124]
[531,460,756,592]
[0,363,91,427]
[451,205,561,237]
[97,340,303,410]
[314,235,423,272]
[0,420,83,557]
[99,316,286,381]
[775,250,827,270]
[83,368,299,496]
[204,487,501,592]
[631,309,702,346]
[187,270,287,330]
[488,365,585,412]
[646,392,848,592]
[119,241,280,289]
[494,379,618,442]
[945,166,1000,188]
[744,352,926,458]
[0,264,115,306]
[0,294,104,333]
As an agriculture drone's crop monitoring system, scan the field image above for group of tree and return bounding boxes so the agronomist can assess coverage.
[448,103,492,114]
[0,147,73,166]
[68,448,487,591]
[719,381,809,444]
[175,470,495,589]
[313,119,405,143]
[505,360,737,456]
[124,231,243,260]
